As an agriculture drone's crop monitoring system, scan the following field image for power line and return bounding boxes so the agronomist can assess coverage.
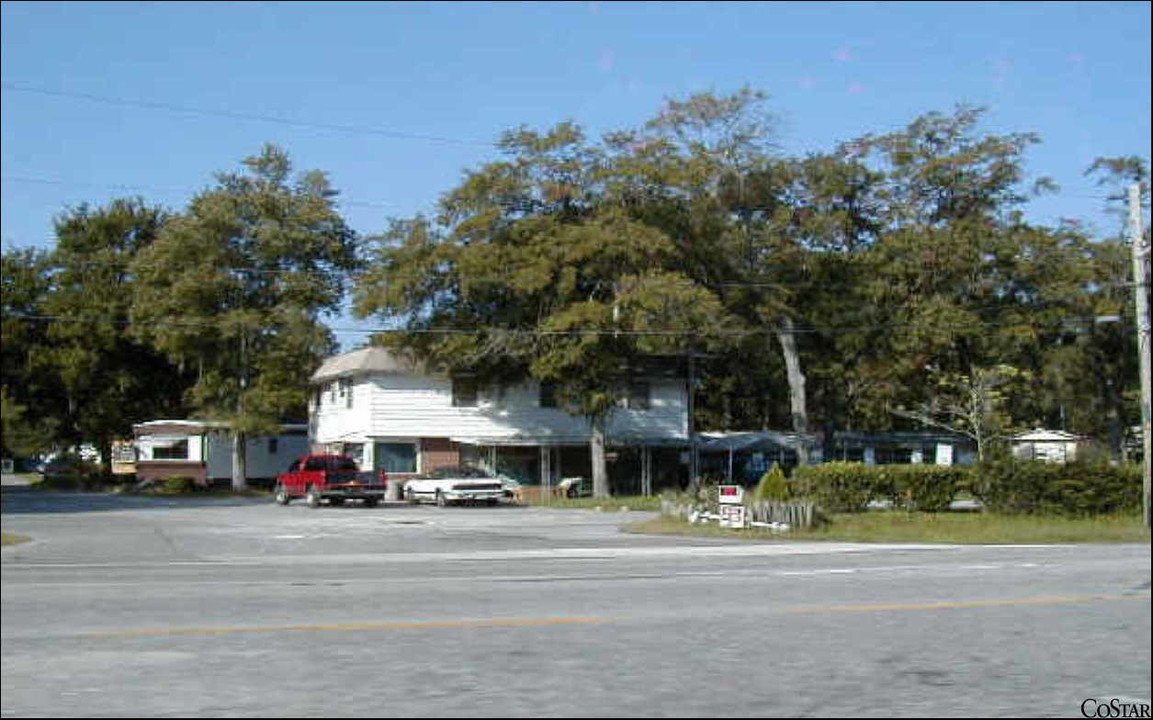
[5,310,1123,338]
[0,175,397,210]
[0,83,496,148]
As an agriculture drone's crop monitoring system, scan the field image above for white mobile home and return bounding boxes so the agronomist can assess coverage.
[134,420,309,486]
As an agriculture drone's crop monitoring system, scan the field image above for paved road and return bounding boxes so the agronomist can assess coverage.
[2,487,1150,717]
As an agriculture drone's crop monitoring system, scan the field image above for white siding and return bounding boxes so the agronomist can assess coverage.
[313,373,687,445]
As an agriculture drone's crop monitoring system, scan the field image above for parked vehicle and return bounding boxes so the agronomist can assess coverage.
[274,455,388,508]
[403,465,509,506]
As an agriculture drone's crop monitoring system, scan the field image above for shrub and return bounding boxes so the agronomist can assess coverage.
[792,462,880,512]
[971,458,1143,516]
[158,476,199,495]
[752,463,791,502]
[792,462,968,513]
[885,465,969,512]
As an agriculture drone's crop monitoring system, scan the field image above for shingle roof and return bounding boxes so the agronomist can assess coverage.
[310,346,425,383]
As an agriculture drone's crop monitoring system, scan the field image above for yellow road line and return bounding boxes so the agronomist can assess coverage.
[786,593,1151,615]
[68,593,1153,638]
[83,616,609,638]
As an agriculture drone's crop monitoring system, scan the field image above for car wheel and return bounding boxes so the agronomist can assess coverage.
[435,491,447,508]
[364,497,379,508]
[306,486,321,508]
[274,484,291,505]
[404,487,418,504]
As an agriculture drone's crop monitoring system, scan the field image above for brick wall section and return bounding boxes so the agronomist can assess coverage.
[421,438,460,473]
[135,462,208,485]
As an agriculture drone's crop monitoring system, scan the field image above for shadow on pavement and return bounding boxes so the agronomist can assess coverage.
[1,485,271,515]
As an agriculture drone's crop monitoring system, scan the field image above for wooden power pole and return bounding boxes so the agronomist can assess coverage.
[1129,184,1151,527]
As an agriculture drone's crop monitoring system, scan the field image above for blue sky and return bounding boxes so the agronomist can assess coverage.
[2,1,1150,344]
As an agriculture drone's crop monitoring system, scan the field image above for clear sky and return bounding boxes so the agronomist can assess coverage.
[2,1,1150,345]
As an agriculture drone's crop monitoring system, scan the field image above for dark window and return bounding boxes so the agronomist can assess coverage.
[539,380,557,408]
[287,460,301,473]
[331,456,359,471]
[304,457,327,471]
[375,443,417,473]
[152,439,189,460]
[452,378,478,407]
[626,382,650,410]
[267,438,278,455]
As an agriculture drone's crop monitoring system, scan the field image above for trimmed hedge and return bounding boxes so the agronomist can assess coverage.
[791,459,1143,517]
[791,462,967,513]
[970,458,1143,516]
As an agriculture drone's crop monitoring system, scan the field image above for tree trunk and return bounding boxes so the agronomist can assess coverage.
[590,415,609,498]
[232,429,247,492]
[98,437,113,480]
[775,317,810,465]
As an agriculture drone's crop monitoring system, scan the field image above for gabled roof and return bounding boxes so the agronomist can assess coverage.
[311,346,426,384]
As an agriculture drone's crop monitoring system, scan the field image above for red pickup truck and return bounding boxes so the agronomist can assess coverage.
[274,455,388,508]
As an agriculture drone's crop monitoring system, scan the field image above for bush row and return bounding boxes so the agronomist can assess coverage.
[969,458,1143,516]
[791,462,968,512]
[789,460,1142,516]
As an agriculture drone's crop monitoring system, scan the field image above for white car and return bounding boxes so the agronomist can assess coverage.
[403,466,509,506]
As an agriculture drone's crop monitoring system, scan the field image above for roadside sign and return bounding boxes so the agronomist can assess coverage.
[719,504,746,529]
[718,485,744,504]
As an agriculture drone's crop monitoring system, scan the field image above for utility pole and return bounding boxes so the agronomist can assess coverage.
[687,344,699,494]
[1130,183,1151,527]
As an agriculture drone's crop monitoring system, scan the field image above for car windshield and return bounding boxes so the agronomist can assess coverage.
[427,466,492,479]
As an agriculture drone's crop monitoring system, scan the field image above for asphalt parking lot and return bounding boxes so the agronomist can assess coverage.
[3,486,1150,717]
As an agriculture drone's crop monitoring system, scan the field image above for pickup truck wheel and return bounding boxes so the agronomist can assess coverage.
[435,491,447,508]
[306,486,321,508]
[274,484,291,505]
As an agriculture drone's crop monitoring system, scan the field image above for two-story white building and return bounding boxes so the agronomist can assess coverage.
[308,346,690,495]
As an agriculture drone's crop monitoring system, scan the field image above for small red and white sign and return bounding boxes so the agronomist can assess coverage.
[718,485,744,505]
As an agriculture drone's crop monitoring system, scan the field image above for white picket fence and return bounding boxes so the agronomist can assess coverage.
[660,498,818,530]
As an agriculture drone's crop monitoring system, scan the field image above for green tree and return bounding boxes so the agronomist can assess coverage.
[2,248,55,458]
[892,364,1029,460]
[356,125,728,497]
[38,199,189,474]
[132,145,359,490]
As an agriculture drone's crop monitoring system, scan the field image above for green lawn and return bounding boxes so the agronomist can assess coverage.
[516,493,663,512]
[628,510,1151,544]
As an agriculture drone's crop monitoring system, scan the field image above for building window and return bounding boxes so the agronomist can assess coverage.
[328,382,337,405]
[340,378,353,409]
[152,438,189,460]
[267,438,278,455]
[452,378,478,407]
[374,442,417,473]
[625,382,650,410]
[344,443,364,468]
[539,380,558,408]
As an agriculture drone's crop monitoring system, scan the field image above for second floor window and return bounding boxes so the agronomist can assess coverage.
[452,378,478,407]
[624,382,650,410]
[539,380,558,408]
